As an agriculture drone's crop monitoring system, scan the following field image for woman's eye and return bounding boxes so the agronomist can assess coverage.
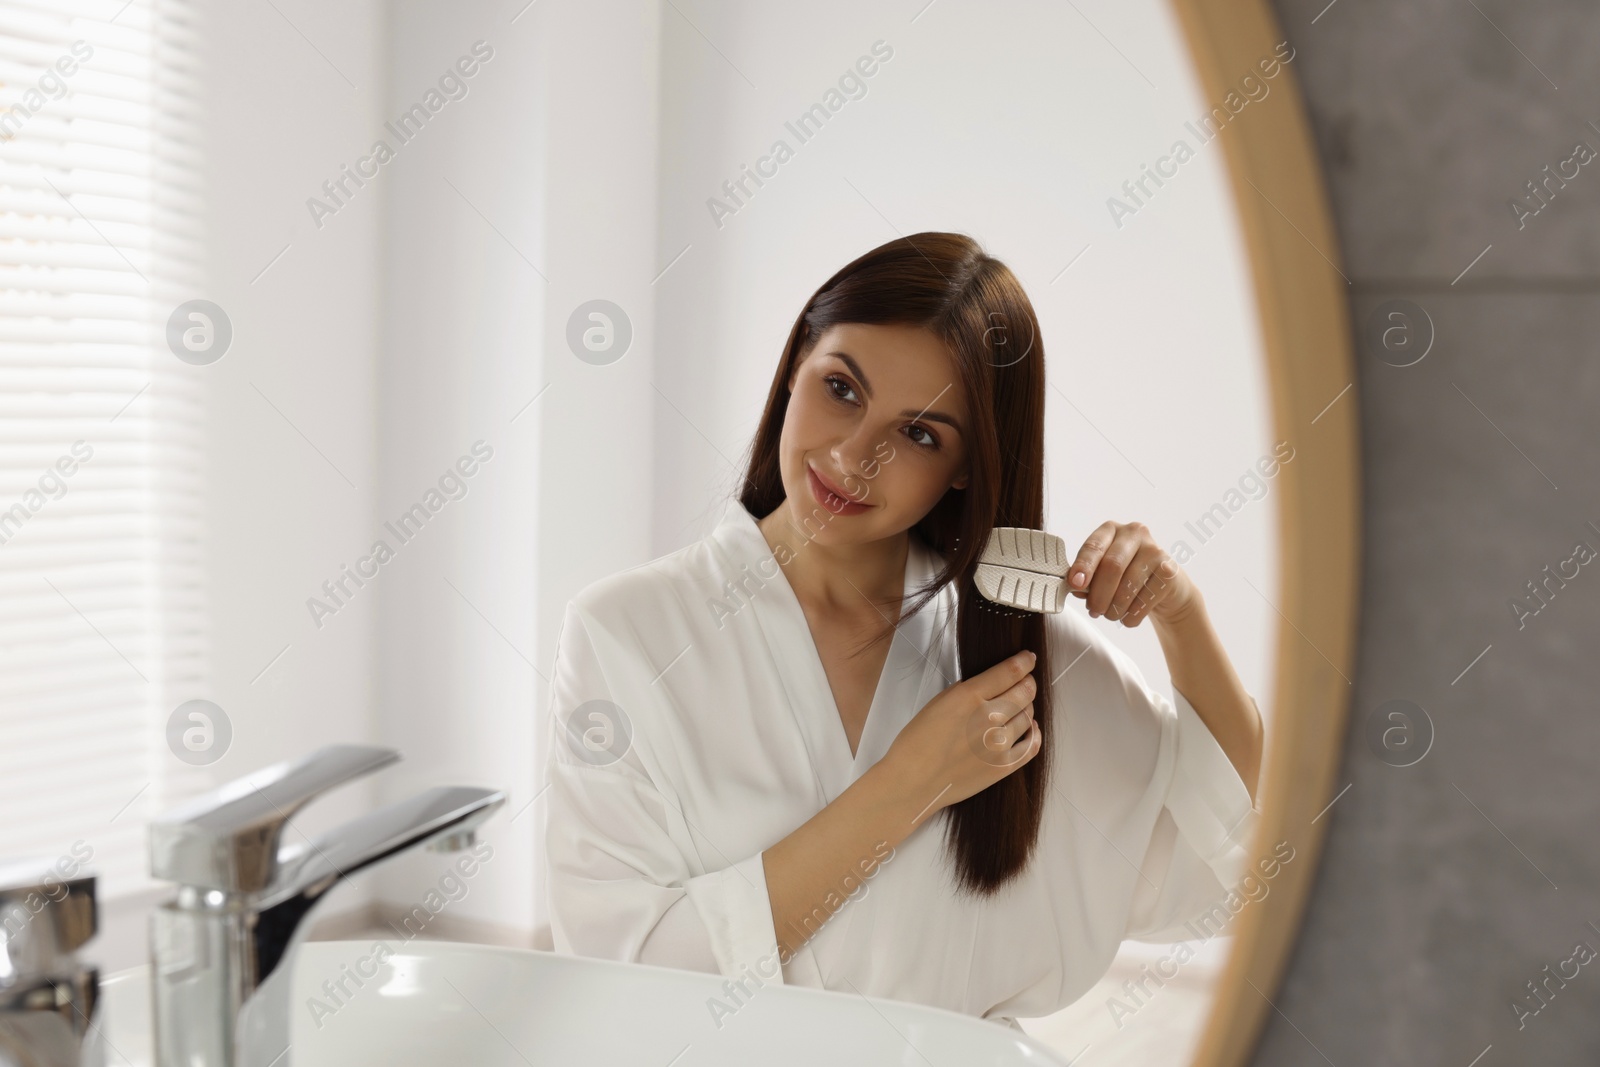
[820,375,936,449]
[824,375,858,403]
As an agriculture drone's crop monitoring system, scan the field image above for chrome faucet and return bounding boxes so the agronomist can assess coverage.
[0,859,103,1067]
[147,744,504,1067]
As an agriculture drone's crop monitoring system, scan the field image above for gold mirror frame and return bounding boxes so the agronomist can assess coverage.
[1164,1,1360,1063]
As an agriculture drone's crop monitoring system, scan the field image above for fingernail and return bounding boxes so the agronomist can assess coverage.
[1070,571,1086,588]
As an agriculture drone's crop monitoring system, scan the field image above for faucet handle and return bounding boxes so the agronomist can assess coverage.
[148,744,399,894]
[0,858,97,975]
[0,861,102,1067]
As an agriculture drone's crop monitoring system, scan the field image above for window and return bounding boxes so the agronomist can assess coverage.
[0,0,205,898]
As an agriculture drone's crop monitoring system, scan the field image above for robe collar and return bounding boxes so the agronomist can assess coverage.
[707,498,957,803]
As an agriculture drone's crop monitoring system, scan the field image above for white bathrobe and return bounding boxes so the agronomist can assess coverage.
[542,498,1261,1024]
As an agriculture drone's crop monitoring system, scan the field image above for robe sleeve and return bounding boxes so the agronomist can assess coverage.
[543,598,783,980]
[1124,688,1262,943]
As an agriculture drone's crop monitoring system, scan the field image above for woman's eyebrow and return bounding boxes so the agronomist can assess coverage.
[909,408,964,434]
[830,351,873,396]
[831,351,964,436]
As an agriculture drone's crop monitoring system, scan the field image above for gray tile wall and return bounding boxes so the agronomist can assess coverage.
[1260,2,1600,1063]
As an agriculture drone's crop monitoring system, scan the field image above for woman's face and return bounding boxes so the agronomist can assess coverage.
[776,322,972,546]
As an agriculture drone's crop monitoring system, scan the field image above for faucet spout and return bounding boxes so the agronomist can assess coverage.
[147,746,505,1067]
[253,785,503,988]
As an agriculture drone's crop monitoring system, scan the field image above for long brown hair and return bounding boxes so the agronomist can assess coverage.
[739,231,1052,897]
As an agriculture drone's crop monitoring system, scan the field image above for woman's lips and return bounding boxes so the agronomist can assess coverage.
[807,464,871,516]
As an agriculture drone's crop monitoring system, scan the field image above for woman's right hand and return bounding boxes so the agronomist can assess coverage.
[881,649,1042,820]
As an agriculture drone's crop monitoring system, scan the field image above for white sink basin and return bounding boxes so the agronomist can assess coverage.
[102,940,1069,1066]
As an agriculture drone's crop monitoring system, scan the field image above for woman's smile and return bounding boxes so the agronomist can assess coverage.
[807,462,872,516]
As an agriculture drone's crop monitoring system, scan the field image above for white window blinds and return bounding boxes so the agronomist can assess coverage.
[0,0,206,899]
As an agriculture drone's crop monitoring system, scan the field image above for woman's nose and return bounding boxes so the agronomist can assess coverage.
[831,425,885,488]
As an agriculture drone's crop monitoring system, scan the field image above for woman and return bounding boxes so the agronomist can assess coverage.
[543,232,1264,1028]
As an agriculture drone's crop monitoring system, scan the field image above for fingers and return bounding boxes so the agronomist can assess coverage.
[1073,522,1173,622]
[1121,555,1179,626]
[1000,699,1036,747]
[1068,521,1117,598]
[978,674,1035,737]
[986,673,1036,720]
[970,671,1039,768]
[1083,523,1146,617]
[978,710,1038,768]
[1105,543,1168,621]
[995,672,1038,731]
[1004,718,1042,767]
[971,648,1037,700]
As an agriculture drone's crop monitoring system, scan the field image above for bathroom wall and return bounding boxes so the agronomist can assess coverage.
[191,0,387,887]
[1255,1,1600,1063]
[369,0,662,937]
[95,0,389,972]
[93,0,657,963]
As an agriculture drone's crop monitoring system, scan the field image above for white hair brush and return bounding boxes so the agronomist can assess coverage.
[973,527,1072,614]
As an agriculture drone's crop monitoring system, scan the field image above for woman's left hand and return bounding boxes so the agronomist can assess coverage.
[1067,520,1197,627]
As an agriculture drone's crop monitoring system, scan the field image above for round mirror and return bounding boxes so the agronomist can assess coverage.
[0,1,1355,1064]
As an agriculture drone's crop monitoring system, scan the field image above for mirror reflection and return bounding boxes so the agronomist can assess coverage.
[0,2,1314,1065]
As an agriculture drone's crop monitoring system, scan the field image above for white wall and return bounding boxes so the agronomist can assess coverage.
[184,0,666,944]
[370,0,662,934]
[197,0,386,864]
